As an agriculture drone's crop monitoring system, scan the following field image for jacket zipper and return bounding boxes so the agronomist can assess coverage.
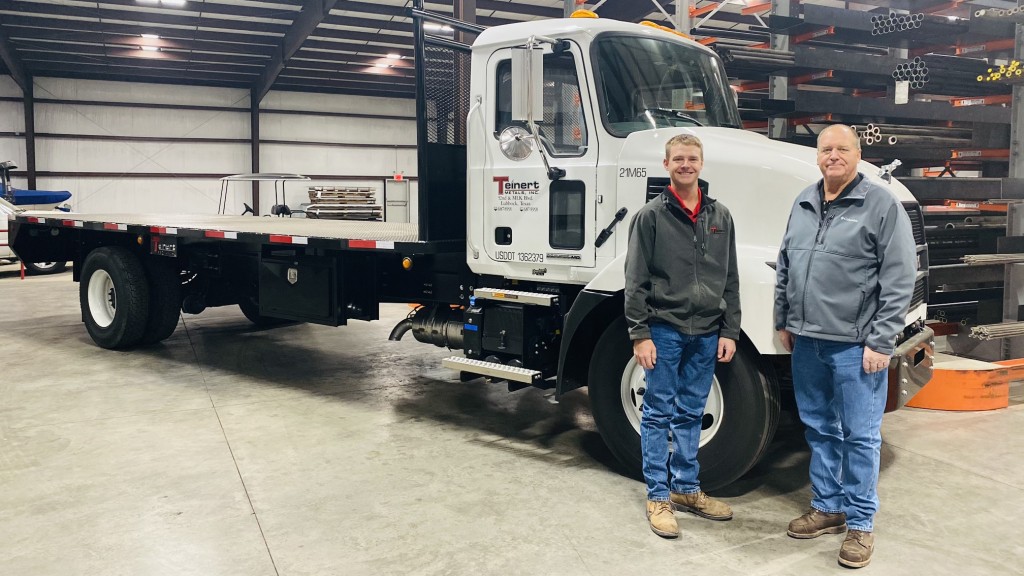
[800,205,829,333]
[692,214,699,334]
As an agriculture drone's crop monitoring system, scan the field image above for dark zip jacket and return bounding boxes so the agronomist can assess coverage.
[625,180,741,341]
[774,173,917,354]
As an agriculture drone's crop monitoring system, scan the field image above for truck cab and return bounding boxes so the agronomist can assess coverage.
[453,16,934,488]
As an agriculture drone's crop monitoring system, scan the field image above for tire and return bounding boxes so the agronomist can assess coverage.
[138,258,182,345]
[238,296,291,328]
[80,247,150,349]
[24,261,68,275]
[589,317,780,492]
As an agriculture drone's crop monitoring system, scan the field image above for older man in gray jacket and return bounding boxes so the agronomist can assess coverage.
[774,124,916,569]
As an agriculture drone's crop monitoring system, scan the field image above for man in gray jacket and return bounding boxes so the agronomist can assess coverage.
[626,134,740,538]
[774,124,916,568]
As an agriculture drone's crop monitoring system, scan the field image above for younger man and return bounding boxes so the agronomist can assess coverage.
[625,134,741,538]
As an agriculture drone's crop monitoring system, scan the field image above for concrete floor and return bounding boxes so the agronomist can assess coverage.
[2,264,1023,576]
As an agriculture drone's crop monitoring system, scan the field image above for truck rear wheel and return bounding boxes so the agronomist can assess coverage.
[589,318,780,492]
[80,247,150,349]
[24,261,67,275]
[138,258,182,345]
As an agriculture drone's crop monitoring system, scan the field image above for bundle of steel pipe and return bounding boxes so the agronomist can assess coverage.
[871,12,923,35]
[858,123,972,147]
[892,57,930,89]
[975,7,1024,19]
[962,254,1024,265]
[969,321,1024,340]
[717,46,794,67]
[868,123,971,138]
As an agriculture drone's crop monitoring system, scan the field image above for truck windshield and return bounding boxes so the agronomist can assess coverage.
[593,35,741,136]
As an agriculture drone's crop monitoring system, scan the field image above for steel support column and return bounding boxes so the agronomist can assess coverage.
[769,0,796,140]
[23,80,35,190]
[250,88,260,215]
[1010,19,1024,178]
[675,1,692,32]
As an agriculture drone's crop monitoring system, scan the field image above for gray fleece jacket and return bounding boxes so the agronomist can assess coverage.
[774,174,917,354]
[625,181,741,342]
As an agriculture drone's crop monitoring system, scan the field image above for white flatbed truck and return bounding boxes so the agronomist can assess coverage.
[8,7,934,490]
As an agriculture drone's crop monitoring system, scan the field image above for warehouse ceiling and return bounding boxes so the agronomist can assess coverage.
[0,0,738,99]
[0,0,1013,100]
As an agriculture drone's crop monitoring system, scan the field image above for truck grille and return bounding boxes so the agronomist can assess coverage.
[646,177,669,202]
[903,202,928,309]
[911,275,927,309]
[902,201,926,245]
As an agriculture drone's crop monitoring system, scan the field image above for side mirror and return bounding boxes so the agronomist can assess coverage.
[511,47,544,123]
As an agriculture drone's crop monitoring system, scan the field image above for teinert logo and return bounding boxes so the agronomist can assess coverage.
[493,176,541,195]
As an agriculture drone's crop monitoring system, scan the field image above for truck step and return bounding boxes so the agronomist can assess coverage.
[442,356,542,384]
[473,287,558,307]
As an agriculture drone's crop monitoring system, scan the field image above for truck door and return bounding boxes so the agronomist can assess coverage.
[482,44,597,272]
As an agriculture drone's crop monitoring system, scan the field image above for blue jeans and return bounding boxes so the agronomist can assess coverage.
[792,336,887,532]
[641,323,719,501]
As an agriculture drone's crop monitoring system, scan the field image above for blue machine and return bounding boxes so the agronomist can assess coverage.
[0,160,72,208]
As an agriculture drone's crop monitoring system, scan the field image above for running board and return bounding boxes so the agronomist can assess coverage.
[472,287,558,307]
[442,356,542,384]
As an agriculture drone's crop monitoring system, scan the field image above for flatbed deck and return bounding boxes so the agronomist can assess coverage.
[14,211,461,253]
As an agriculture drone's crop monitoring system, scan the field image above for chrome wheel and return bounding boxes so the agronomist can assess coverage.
[620,356,725,448]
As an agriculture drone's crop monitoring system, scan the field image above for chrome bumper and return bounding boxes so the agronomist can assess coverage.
[886,325,935,412]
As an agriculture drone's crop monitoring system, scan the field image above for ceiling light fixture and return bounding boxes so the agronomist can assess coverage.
[423,23,453,33]
[161,0,186,6]
[140,45,159,51]
[386,53,401,59]
[374,62,390,68]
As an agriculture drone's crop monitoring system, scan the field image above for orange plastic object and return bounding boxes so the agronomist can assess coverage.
[906,358,1022,411]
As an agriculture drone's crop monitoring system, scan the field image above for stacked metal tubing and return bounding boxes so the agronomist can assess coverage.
[853,123,971,147]
[975,7,1024,19]
[716,46,794,69]
[871,12,968,36]
[892,57,929,89]
[892,56,1005,94]
[871,12,924,35]
[970,321,1024,341]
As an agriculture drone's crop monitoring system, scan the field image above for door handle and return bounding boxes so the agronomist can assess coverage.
[595,208,628,248]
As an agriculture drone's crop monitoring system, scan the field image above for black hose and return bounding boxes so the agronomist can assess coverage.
[389,319,414,341]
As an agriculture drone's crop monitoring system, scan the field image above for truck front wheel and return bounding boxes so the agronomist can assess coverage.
[589,318,780,492]
[80,247,150,349]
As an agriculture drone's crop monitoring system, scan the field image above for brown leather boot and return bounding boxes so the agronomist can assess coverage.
[787,509,848,539]
[646,500,679,538]
[670,491,733,520]
[838,530,874,568]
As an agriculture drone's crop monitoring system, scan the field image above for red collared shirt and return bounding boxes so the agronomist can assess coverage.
[668,185,701,223]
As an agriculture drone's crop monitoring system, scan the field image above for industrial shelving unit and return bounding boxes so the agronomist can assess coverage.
[696,0,1024,350]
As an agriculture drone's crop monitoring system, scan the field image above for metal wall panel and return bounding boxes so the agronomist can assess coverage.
[262,90,414,117]
[33,78,251,108]
[0,101,25,131]
[0,135,27,175]
[0,75,22,97]
[37,139,248,173]
[259,112,415,145]
[34,103,250,139]
[38,177,230,214]
[24,79,420,217]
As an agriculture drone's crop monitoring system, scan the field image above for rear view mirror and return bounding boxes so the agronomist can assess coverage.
[511,47,544,123]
